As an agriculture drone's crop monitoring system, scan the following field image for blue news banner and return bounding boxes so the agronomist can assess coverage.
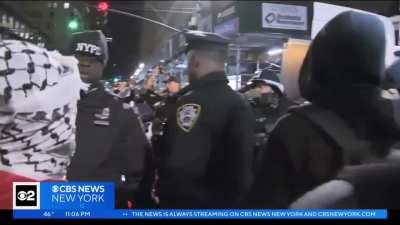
[12,182,388,219]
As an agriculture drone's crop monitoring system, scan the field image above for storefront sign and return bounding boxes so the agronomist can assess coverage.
[217,5,236,24]
[262,3,307,31]
[215,17,239,37]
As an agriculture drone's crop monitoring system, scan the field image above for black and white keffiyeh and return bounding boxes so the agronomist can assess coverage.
[0,40,86,180]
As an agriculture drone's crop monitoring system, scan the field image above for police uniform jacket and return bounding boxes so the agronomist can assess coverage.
[159,71,255,208]
[67,83,148,193]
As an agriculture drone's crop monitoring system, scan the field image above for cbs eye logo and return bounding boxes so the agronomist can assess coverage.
[13,182,40,209]
[17,190,35,201]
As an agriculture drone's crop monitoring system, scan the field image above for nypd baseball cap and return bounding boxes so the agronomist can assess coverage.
[69,30,109,65]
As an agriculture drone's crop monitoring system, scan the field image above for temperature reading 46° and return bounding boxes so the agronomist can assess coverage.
[43,211,54,217]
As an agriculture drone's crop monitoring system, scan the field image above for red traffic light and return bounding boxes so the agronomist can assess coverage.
[97,2,109,12]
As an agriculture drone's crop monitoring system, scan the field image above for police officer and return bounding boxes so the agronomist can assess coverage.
[151,76,182,196]
[240,69,293,173]
[154,76,181,122]
[164,76,181,94]
[120,78,142,104]
[140,67,164,110]
[150,76,181,142]
[159,30,255,208]
[66,30,148,209]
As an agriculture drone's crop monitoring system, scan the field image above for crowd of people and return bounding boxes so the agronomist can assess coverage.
[1,10,400,210]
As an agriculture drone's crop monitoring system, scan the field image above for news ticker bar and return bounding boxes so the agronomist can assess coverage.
[13,209,387,219]
[11,182,388,220]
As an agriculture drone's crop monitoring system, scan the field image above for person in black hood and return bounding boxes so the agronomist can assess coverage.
[246,11,400,208]
[240,69,294,173]
[66,30,150,209]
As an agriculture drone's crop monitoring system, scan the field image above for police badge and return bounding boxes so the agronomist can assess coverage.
[177,103,201,132]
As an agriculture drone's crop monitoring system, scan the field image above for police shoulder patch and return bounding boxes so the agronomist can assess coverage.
[177,103,201,132]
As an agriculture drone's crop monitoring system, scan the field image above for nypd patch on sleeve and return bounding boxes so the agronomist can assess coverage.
[177,103,201,132]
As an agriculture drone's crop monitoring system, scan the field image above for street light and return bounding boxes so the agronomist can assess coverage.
[267,48,283,56]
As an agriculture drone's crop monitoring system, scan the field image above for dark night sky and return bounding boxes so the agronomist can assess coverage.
[102,2,145,80]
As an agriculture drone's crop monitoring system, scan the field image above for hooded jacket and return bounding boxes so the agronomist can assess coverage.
[246,11,400,208]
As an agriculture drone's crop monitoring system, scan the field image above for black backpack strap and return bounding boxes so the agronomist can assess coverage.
[289,104,371,165]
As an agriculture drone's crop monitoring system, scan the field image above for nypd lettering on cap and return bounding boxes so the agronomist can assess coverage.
[75,42,101,56]
[177,103,201,132]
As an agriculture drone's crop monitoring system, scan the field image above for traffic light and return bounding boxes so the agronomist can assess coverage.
[97,1,109,13]
[67,11,80,31]
[94,1,109,28]
[68,19,79,30]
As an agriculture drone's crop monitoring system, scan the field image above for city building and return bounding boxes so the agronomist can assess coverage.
[0,1,98,53]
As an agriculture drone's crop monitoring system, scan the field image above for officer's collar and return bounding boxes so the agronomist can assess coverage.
[89,82,104,91]
[174,72,228,99]
[191,71,228,87]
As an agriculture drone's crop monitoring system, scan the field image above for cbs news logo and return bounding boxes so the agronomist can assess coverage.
[13,182,40,209]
